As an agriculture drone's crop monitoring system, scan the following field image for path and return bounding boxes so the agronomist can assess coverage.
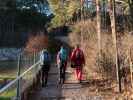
[28,62,103,100]
[28,36,96,100]
[28,62,116,100]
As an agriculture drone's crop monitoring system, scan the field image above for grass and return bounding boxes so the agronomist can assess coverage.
[0,60,21,100]
[0,76,16,80]
[0,89,16,100]
[0,60,17,77]
[0,59,38,100]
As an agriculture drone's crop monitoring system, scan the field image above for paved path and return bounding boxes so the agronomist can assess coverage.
[28,63,101,100]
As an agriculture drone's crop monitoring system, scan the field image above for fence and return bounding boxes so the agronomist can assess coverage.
[0,51,42,100]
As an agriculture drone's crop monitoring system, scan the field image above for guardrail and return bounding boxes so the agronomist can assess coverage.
[0,51,42,100]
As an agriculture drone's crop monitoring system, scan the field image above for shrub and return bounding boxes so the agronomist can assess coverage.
[96,51,116,79]
[24,33,48,53]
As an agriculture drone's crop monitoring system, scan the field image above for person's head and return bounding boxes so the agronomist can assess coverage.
[43,48,47,52]
[60,45,65,50]
[75,44,80,49]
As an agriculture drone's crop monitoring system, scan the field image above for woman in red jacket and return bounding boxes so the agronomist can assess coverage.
[70,44,85,83]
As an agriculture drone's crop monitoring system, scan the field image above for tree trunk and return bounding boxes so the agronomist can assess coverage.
[108,0,121,92]
[80,0,84,44]
[96,0,101,59]
[128,0,133,30]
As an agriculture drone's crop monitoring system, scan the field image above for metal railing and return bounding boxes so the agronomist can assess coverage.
[0,51,41,100]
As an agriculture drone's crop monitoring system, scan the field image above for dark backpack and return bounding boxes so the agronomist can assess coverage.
[71,50,82,68]
[43,51,50,64]
[75,50,82,61]
[59,49,67,62]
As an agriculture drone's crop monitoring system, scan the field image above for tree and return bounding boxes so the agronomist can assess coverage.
[16,0,50,14]
[96,0,102,67]
[108,0,122,92]
[115,0,133,30]
[48,0,80,27]
[0,0,51,47]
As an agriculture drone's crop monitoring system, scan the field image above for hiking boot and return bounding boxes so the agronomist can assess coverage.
[63,80,65,84]
[79,80,82,83]
[42,83,47,87]
[58,80,61,84]
[42,83,44,87]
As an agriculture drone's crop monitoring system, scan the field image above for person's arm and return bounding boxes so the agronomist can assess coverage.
[49,53,52,63]
[40,51,43,65]
[70,50,75,61]
[56,52,60,64]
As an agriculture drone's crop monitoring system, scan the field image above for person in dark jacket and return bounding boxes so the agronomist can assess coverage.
[40,49,51,87]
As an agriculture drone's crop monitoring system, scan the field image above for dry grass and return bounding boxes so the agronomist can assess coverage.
[69,20,97,46]
[69,19,133,80]
[68,20,133,98]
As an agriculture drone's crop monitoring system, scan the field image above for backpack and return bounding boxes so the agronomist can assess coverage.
[59,48,67,62]
[43,51,50,64]
[75,50,82,61]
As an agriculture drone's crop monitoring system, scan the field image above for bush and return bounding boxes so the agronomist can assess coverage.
[24,33,48,53]
[96,51,115,79]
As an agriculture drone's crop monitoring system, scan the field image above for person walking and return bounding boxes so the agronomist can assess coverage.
[57,46,68,84]
[40,49,51,87]
[70,44,85,83]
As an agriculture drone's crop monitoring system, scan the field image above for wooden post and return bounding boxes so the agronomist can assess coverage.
[109,0,122,92]
[34,52,36,64]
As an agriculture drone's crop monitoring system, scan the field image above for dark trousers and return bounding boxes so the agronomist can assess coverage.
[59,62,66,83]
[41,64,50,86]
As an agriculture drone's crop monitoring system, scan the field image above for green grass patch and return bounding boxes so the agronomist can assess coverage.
[0,89,16,100]
[0,97,11,100]
[0,76,16,80]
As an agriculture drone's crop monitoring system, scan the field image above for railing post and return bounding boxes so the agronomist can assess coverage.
[34,52,36,64]
[16,54,21,100]
[34,52,37,75]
